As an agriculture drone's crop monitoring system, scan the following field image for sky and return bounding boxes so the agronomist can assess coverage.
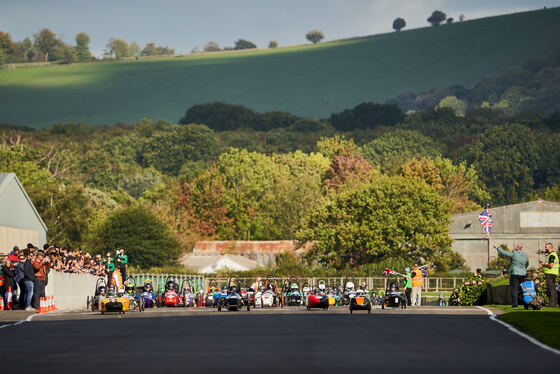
[1,0,559,57]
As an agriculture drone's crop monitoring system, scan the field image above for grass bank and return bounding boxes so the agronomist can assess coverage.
[489,305,560,349]
[1,8,560,127]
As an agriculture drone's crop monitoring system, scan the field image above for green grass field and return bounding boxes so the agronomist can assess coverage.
[499,308,560,349]
[1,8,560,128]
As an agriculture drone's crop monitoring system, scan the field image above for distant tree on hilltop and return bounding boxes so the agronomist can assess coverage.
[75,32,92,62]
[105,38,130,59]
[268,41,278,48]
[447,17,454,24]
[393,18,406,32]
[427,10,447,26]
[459,14,465,22]
[306,30,324,44]
[234,39,257,50]
[33,28,57,61]
[203,41,220,52]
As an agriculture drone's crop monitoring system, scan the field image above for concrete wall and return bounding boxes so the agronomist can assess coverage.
[45,272,99,311]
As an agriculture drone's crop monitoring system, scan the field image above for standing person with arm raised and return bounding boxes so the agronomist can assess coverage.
[117,249,128,281]
[539,243,558,307]
[103,252,115,285]
[492,243,528,308]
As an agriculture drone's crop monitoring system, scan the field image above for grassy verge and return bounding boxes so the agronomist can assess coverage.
[487,305,560,349]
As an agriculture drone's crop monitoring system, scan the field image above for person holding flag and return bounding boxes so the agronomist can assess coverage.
[410,264,423,306]
[403,267,412,306]
[539,243,558,308]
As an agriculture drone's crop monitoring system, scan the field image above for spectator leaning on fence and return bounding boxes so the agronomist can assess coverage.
[540,243,558,308]
[403,267,412,306]
[493,242,528,308]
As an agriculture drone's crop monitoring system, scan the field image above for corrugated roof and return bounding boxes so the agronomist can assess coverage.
[0,173,48,232]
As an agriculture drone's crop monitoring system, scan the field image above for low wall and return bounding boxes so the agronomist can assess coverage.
[45,272,98,311]
[486,284,511,305]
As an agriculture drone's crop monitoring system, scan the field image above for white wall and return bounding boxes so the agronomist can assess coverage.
[45,271,99,311]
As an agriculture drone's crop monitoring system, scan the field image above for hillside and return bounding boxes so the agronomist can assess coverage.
[1,7,560,128]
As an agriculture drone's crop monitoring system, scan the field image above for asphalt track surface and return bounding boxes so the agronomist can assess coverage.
[0,306,557,373]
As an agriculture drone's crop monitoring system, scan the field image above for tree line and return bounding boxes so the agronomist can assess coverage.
[2,97,560,271]
[0,28,175,65]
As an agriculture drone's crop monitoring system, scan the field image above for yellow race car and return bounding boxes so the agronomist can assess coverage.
[99,285,130,314]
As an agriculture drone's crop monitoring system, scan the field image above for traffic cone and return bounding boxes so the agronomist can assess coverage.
[0,296,4,311]
[6,287,14,310]
[38,297,45,313]
[52,295,57,311]
[46,296,51,312]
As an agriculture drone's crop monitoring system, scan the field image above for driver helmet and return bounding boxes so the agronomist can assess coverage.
[346,282,355,291]
[291,283,299,290]
[318,283,326,291]
[230,285,239,293]
[302,286,310,293]
[389,282,398,291]
[221,286,228,292]
[259,286,266,292]
[166,280,175,291]
[107,284,116,296]
[97,286,106,296]
[143,282,153,292]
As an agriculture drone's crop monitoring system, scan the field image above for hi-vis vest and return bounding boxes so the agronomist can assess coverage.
[412,270,422,287]
[520,281,536,304]
[544,252,559,276]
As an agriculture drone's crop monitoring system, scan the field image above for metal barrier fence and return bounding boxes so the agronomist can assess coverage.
[130,274,205,292]
[129,274,465,293]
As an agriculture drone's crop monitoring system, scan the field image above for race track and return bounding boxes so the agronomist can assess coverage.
[0,306,557,373]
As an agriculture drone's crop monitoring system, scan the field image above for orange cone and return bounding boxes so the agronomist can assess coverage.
[6,287,14,310]
[0,296,4,311]
[38,297,45,313]
[52,296,57,311]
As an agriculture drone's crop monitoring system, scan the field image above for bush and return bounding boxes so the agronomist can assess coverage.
[94,206,181,267]
[448,277,487,305]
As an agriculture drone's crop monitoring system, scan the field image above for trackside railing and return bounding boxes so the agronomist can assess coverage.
[129,274,466,293]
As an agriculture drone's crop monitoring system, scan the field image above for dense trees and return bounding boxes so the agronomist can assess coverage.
[306,30,324,44]
[393,18,406,32]
[297,176,456,270]
[4,91,560,271]
[33,28,57,61]
[328,102,404,131]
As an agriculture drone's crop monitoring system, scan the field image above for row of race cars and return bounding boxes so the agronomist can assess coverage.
[87,273,408,315]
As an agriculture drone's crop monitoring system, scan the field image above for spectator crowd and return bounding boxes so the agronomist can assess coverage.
[0,243,128,311]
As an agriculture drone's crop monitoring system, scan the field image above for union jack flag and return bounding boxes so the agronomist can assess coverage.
[419,265,428,278]
[478,207,493,234]
[383,268,398,276]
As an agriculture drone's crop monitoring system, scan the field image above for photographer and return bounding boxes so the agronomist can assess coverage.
[32,251,51,310]
[539,243,558,307]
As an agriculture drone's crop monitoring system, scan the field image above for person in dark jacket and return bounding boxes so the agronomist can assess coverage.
[15,254,26,308]
[1,257,16,310]
[22,250,36,310]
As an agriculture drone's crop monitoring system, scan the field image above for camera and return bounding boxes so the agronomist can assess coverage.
[537,250,548,255]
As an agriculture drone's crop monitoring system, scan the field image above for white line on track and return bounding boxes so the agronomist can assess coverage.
[0,313,39,329]
[475,306,560,356]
